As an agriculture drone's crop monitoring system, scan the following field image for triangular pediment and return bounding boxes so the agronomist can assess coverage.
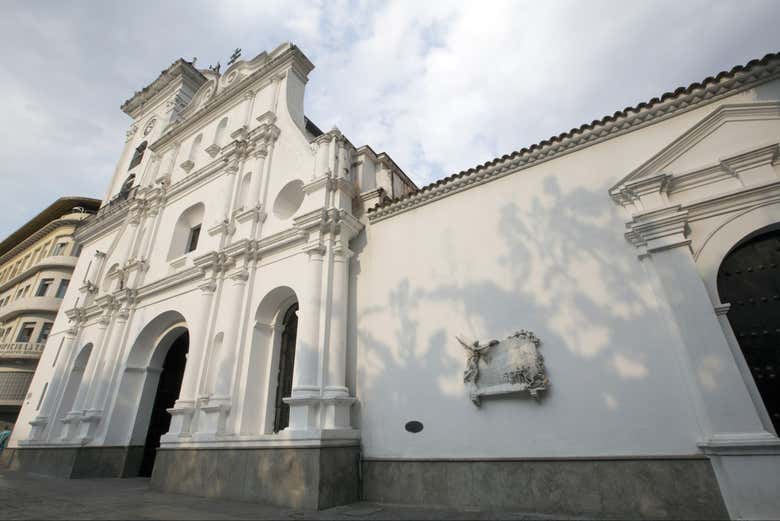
[610,101,780,199]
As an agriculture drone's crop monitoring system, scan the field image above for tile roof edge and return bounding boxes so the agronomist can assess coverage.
[367,51,780,222]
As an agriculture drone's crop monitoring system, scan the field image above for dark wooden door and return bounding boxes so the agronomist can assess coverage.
[718,230,780,432]
[273,304,298,433]
[139,332,189,477]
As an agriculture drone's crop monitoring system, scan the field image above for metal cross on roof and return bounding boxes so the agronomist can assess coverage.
[228,48,242,66]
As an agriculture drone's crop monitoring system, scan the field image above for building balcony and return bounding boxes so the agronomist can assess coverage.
[0,342,45,360]
[0,370,34,407]
[0,255,78,293]
[0,295,61,323]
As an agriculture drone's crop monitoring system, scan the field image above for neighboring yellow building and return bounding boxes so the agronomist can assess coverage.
[0,197,99,427]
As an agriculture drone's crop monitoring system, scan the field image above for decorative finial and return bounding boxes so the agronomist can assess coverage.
[228,48,242,66]
[192,57,197,66]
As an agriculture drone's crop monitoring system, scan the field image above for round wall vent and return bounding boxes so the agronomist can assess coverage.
[404,420,423,433]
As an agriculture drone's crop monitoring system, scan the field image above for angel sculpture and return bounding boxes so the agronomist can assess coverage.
[457,336,499,385]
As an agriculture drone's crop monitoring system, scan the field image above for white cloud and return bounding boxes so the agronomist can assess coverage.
[0,0,778,237]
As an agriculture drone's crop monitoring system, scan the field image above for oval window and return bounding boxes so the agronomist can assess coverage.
[272,180,305,220]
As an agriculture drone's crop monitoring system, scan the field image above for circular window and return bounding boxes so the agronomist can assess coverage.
[272,180,305,220]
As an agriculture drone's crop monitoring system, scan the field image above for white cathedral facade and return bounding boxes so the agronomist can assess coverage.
[4,43,780,519]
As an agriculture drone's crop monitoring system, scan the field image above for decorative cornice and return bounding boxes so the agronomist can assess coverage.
[121,59,206,119]
[624,206,690,256]
[610,102,780,202]
[369,53,780,223]
[150,45,309,154]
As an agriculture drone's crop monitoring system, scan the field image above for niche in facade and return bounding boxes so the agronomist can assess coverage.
[272,180,305,220]
[167,203,205,260]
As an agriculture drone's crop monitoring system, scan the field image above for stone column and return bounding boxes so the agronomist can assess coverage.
[322,241,355,429]
[246,148,267,210]
[195,268,247,439]
[325,243,350,397]
[27,329,77,441]
[165,279,216,439]
[285,245,325,430]
[63,314,111,440]
[82,251,106,292]
[86,306,131,415]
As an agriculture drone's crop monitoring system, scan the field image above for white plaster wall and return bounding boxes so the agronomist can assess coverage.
[354,87,769,459]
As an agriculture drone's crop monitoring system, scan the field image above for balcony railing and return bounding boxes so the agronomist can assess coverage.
[0,370,34,405]
[0,342,45,359]
[96,186,138,220]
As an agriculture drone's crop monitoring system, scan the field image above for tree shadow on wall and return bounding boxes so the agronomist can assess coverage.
[350,175,699,455]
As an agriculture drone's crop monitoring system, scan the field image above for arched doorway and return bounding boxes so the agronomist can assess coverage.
[273,303,298,432]
[138,331,189,476]
[239,286,299,435]
[718,229,780,432]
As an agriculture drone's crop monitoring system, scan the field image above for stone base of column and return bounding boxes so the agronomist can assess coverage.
[74,410,102,443]
[322,396,356,429]
[60,412,82,441]
[284,394,358,433]
[26,415,49,442]
[160,402,195,443]
[699,433,780,519]
[151,444,360,509]
[192,398,231,441]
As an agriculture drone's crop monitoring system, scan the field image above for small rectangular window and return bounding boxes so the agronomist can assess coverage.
[55,279,70,298]
[16,322,36,343]
[51,242,68,256]
[36,278,54,297]
[186,225,201,253]
[36,322,53,343]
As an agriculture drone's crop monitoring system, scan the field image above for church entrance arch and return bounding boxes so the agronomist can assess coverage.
[718,228,780,433]
[105,311,189,477]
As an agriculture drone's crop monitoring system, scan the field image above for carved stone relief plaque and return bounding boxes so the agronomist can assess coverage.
[458,330,549,406]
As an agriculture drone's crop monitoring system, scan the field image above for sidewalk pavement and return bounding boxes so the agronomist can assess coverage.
[0,470,577,520]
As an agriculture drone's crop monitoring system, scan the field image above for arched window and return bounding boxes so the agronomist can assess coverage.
[214,117,229,148]
[167,203,205,260]
[718,229,780,432]
[237,172,252,210]
[120,174,136,200]
[273,303,298,433]
[189,134,202,162]
[103,263,121,293]
[128,141,148,171]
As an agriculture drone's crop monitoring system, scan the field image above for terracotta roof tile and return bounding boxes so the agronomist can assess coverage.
[368,51,780,215]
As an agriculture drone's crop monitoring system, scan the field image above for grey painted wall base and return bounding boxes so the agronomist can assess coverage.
[2,446,144,478]
[362,457,729,520]
[151,445,360,510]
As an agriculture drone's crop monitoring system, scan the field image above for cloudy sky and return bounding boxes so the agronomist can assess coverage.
[0,0,778,238]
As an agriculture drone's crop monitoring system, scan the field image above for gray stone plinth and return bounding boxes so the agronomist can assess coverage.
[151,445,360,510]
[3,446,144,478]
[362,457,728,520]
